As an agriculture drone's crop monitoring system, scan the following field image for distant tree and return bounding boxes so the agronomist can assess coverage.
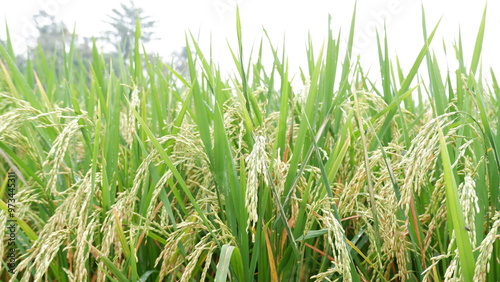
[31,11,76,76]
[102,0,157,58]
[33,10,70,56]
[74,36,95,61]
[171,46,189,76]
[28,11,99,80]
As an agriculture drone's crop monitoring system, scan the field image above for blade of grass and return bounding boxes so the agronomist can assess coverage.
[438,129,475,281]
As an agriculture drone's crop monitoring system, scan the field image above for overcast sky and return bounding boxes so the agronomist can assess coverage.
[1,0,499,83]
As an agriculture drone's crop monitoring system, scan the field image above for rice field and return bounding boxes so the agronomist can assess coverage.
[0,7,499,282]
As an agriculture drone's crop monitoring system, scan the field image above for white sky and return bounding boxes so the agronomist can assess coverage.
[1,0,499,84]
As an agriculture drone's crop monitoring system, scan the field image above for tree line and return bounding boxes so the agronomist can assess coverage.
[1,0,187,76]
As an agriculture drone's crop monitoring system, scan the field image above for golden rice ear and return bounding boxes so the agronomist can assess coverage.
[120,87,140,146]
[311,209,352,281]
[399,113,461,213]
[43,118,84,195]
[474,212,500,281]
[245,133,270,241]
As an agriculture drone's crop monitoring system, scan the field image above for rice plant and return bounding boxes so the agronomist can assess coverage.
[0,6,499,282]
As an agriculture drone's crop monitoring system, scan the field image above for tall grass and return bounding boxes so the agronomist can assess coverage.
[1,6,499,282]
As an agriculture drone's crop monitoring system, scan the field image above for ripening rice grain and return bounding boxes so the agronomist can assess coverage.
[473,211,500,281]
[245,134,269,240]
[311,209,352,282]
